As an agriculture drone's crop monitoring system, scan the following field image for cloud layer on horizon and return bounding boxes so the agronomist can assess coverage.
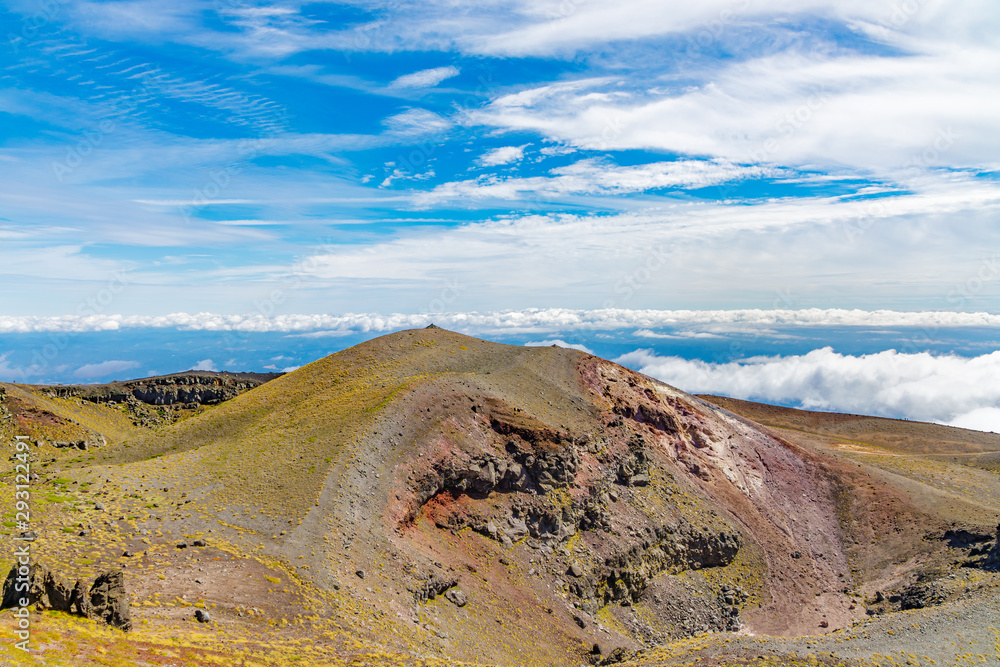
[2,307,1000,334]
[616,346,1000,433]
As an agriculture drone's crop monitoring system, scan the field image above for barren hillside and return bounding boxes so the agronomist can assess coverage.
[1,329,997,666]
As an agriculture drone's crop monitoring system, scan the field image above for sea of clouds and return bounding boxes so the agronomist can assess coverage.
[2,308,1000,334]
[615,347,1000,433]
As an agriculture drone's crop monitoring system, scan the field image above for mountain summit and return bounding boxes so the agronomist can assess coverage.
[3,328,998,666]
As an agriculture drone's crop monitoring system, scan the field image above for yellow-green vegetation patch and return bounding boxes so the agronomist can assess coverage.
[697,536,767,609]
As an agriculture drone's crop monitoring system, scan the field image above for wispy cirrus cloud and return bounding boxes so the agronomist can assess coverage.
[469,41,1000,174]
[418,158,779,204]
[389,66,460,89]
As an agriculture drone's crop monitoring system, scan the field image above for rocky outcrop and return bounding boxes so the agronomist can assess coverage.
[569,523,740,606]
[0,563,78,612]
[899,581,946,610]
[88,571,131,631]
[0,564,131,631]
[41,371,280,408]
[616,433,650,487]
[52,434,106,450]
[413,574,459,603]
[410,438,581,520]
[985,524,1000,571]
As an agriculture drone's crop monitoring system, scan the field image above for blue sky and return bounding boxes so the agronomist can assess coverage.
[3,1,1000,429]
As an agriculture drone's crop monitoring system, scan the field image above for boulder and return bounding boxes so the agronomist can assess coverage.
[444,588,468,607]
[985,524,1000,570]
[1,564,77,613]
[88,570,132,631]
[70,580,91,617]
[1,562,39,609]
[42,570,74,612]
[195,609,211,623]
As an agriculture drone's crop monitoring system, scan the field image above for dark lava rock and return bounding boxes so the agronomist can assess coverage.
[1,563,130,631]
[597,647,634,665]
[415,575,458,602]
[985,524,1000,570]
[899,582,944,610]
[88,570,132,631]
[0,563,76,612]
[70,581,91,617]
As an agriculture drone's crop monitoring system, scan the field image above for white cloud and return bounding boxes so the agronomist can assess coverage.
[471,44,1000,173]
[635,329,723,339]
[4,307,1000,335]
[615,347,1000,433]
[382,108,452,136]
[0,353,28,381]
[73,359,140,380]
[389,66,460,89]
[948,407,1000,433]
[192,359,217,371]
[477,145,528,167]
[524,339,593,353]
[419,158,777,203]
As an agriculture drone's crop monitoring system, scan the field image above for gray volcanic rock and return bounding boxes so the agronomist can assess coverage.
[1,562,42,609]
[40,371,281,407]
[1,564,80,614]
[444,588,468,607]
[88,570,132,631]
[2,564,134,632]
[986,524,1000,570]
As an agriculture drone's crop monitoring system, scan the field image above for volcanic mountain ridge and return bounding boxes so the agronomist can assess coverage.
[1,327,998,666]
